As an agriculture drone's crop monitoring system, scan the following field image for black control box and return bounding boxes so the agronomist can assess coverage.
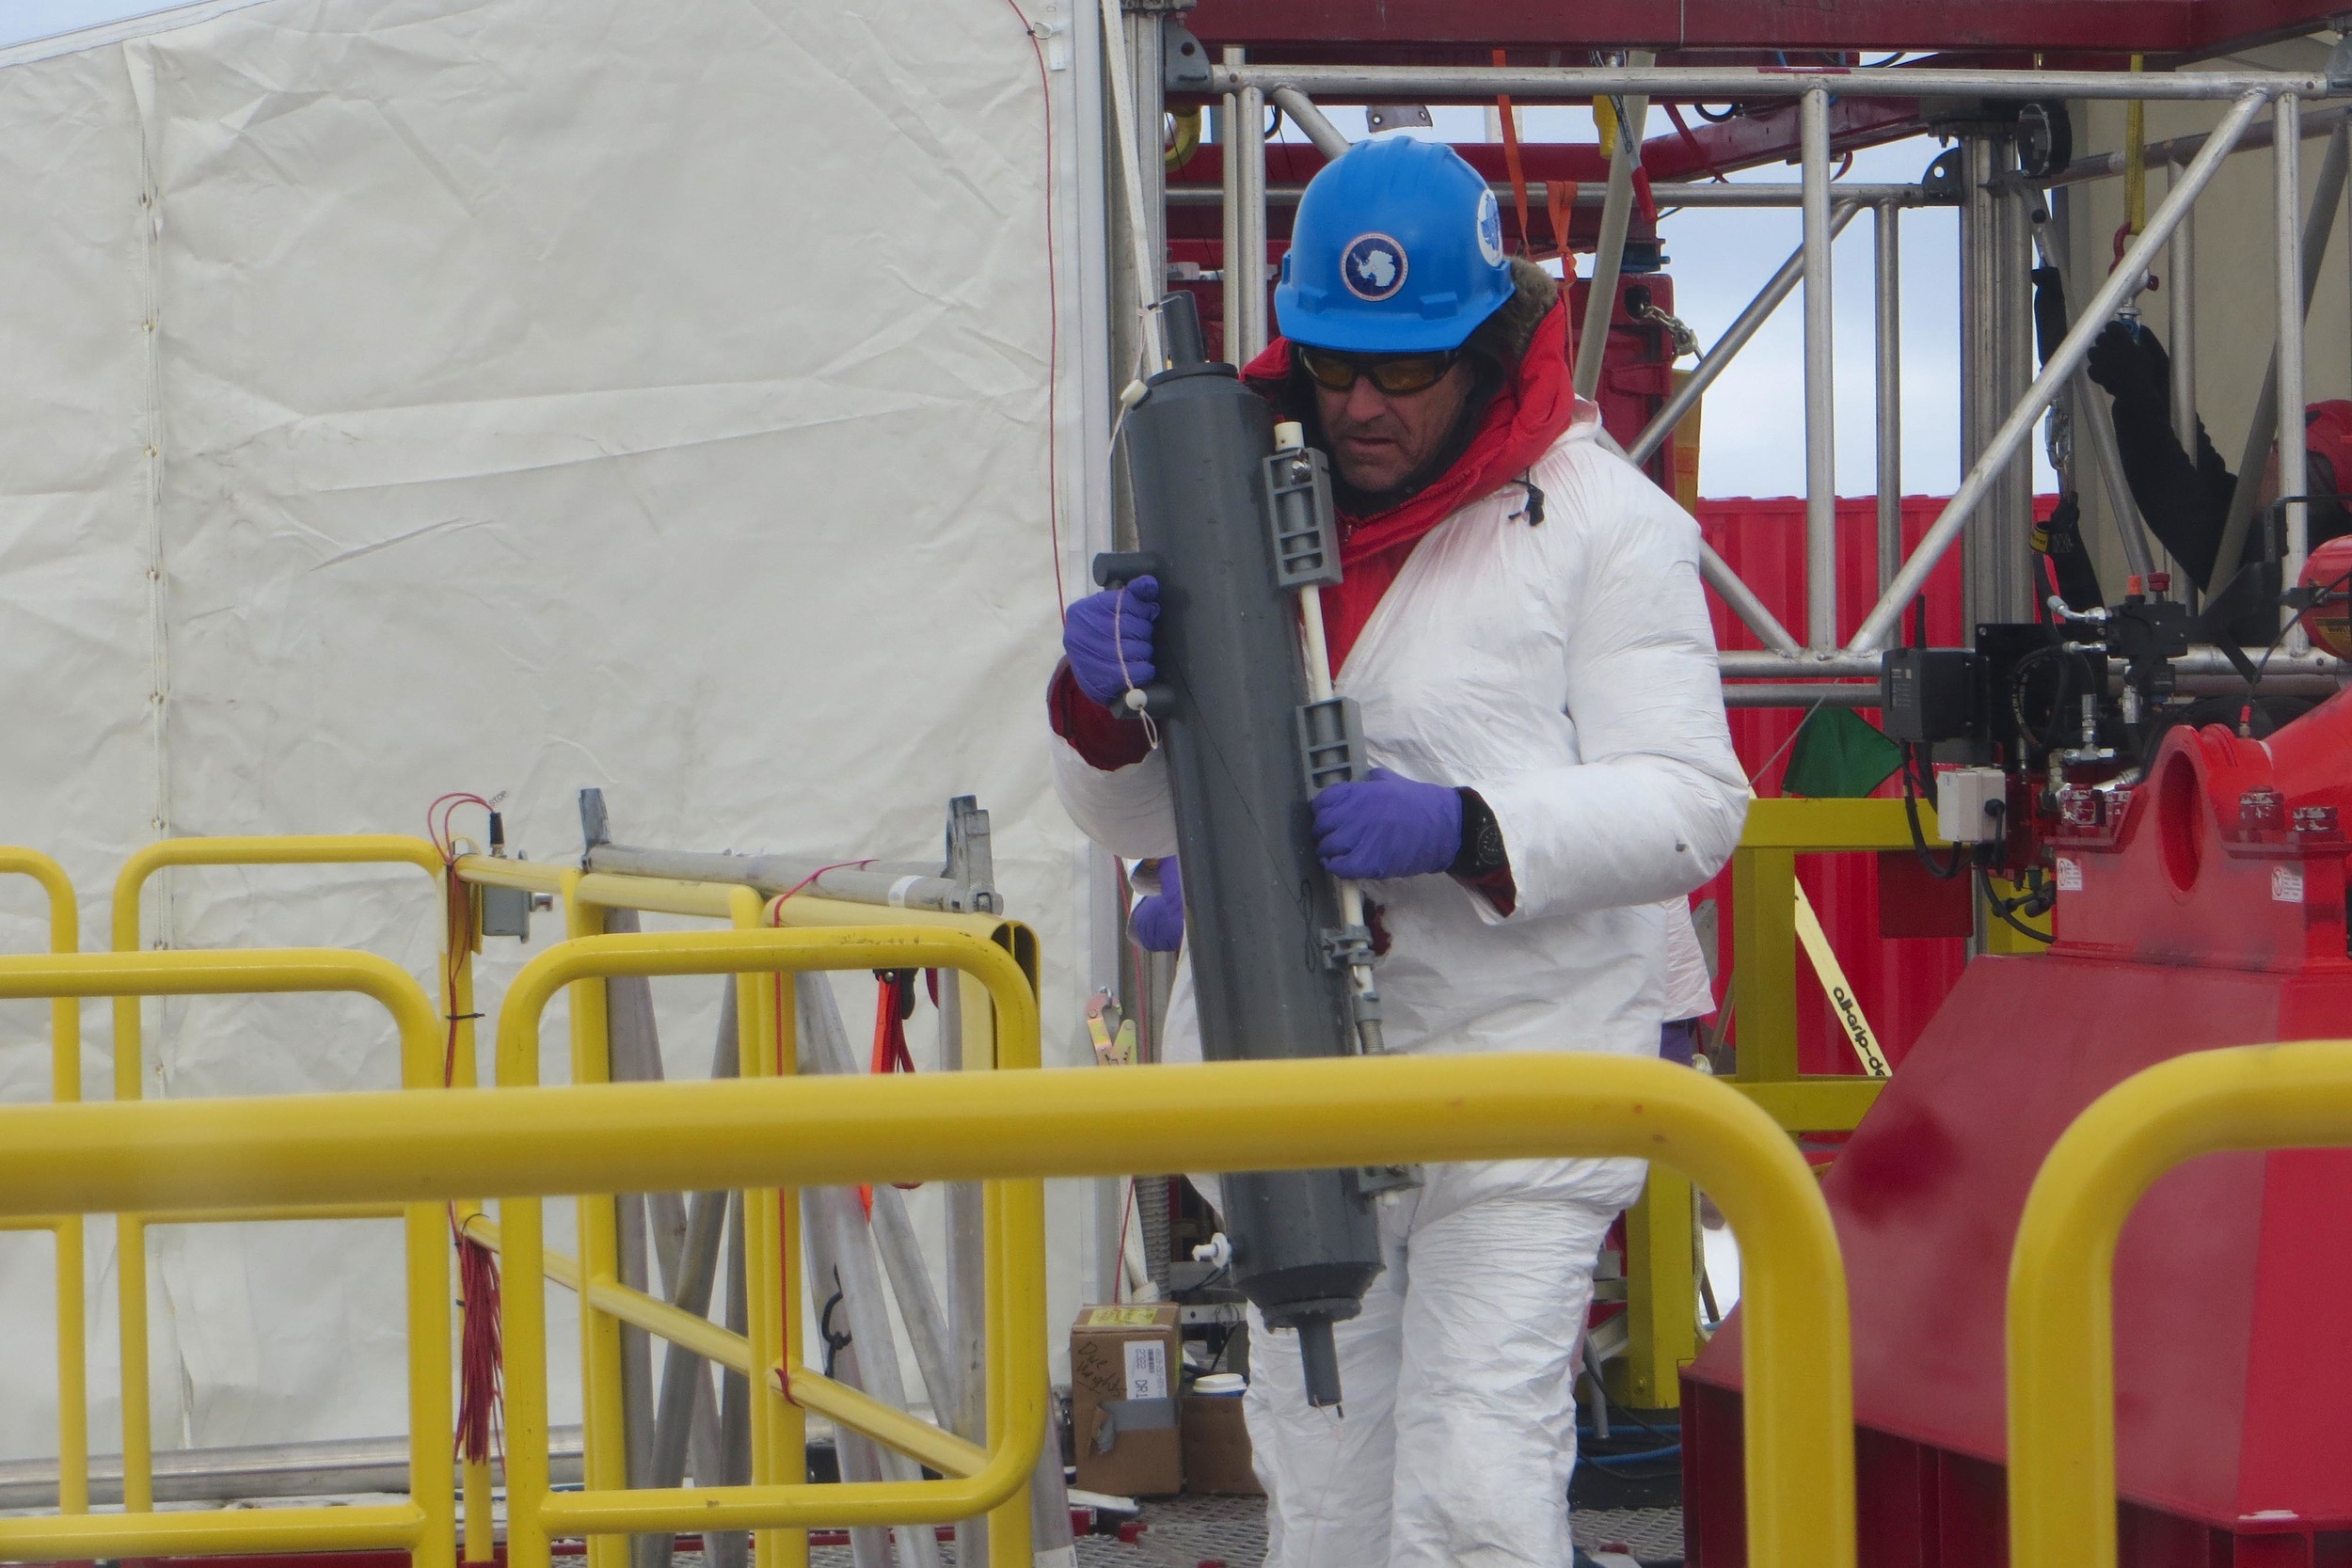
[1880,647,1982,744]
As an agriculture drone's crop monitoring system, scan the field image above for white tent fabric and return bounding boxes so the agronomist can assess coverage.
[0,0,1095,1463]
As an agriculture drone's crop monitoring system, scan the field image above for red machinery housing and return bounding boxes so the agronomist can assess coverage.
[1685,689,2352,1568]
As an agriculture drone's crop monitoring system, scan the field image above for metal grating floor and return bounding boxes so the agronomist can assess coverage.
[785,1497,1682,1567]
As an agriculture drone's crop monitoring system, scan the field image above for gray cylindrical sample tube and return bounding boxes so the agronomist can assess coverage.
[1110,291,1381,1406]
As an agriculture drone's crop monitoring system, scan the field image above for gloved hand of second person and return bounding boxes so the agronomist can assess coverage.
[1311,768,1462,880]
[2085,320,2171,408]
[1129,857,1184,952]
[1061,576,1159,708]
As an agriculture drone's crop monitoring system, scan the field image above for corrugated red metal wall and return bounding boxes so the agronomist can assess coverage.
[1692,495,2052,1073]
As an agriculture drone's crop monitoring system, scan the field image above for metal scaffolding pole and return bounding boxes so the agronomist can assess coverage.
[1852,88,2270,654]
[1099,0,1166,372]
[2169,172,2198,457]
[1269,85,1349,157]
[1629,204,1859,467]
[1875,200,1903,593]
[1802,87,1836,648]
[2277,95,2312,637]
[2211,118,2349,589]
[1235,62,1269,359]
[1576,55,1656,402]
[1168,181,1928,211]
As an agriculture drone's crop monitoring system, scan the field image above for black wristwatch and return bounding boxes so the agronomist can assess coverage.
[1449,789,1508,879]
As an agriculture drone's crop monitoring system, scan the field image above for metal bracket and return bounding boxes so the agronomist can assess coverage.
[1296,696,1366,796]
[579,787,612,859]
[1263,447,1342,590]
[1364,104,1433,133]
[1319,925,1375,974]
[944,796,1000,915]
[1161,18,1212,89]
[2328,32,2352,96]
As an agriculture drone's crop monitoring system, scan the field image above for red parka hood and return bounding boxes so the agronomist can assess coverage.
[1238,297,1595,670]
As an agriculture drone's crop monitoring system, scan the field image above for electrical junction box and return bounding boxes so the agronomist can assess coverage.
[1880,648,1982,744]
[1935,767,2009,845]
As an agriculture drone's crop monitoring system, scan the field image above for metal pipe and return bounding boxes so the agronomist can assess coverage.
[2212,119,2349,589]
[1851,88,2270,655]
[2169,179,2197,456]
[1802,87,1836,649]
[2031,197,2159,579]
[938,981,989,1568]
[1724,683,1882,707]
[1220,51,1246,361]
[2076,367,2158,579]
[1629,203,1860,466]
[1098,0,1166,371]
[1269,86,1349,158]
[1208,62,2333,103]
[1718,645,2344,681]
[0,1433,588,1511]
[581,843,986,915]
[1575,55,1655,402]
[1235,62,1270,359]
[1168,181,1925,210]
[2277,96,2312,611]
[1875,201,1903,593]
[2051,101,2352,187]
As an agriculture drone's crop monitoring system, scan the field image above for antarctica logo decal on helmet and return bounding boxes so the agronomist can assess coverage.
[1341,232,1408,301]
[1476,190,1504,266]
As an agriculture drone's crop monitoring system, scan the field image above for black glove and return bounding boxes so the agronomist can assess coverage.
[2084,320,2171,409]
[2031,492,2106,612]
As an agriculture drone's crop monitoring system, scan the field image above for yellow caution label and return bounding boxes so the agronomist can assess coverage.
[1792,881,1891,1079]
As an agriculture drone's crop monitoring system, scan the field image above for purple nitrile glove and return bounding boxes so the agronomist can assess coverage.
[1061,576,1160,708]
[1130,857,1184,952]
[1311,768,1463,880]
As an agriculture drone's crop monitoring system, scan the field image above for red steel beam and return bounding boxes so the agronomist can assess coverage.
[1184,0,2344,61]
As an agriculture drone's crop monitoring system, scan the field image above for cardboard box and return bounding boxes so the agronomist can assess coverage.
[1182,1393,1262,1496]
[1070,1305,1183,1497]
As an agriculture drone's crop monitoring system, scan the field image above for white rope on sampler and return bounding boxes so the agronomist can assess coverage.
[1110,584,1160,750]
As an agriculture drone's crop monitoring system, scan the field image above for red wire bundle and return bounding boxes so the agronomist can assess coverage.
[428,793,504,1466]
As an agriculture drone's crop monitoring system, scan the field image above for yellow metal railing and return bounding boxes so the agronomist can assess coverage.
[453,854,1041,1568]
[109,833,456,1520]
[0,849,88,1516]
[2008,1038,2352,1568]
[486,924,1046,1568]
[0,1042,1854,1568]
[0,946,454,1566]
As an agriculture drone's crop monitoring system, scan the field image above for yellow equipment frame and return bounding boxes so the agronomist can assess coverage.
[0,1038,1855,1568]
[2008,1039,2352,1568]
[453,857,1042,1568]
[0,945,455,1566]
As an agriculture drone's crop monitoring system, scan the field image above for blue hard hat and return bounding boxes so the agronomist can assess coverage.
[1273,135,1516,355]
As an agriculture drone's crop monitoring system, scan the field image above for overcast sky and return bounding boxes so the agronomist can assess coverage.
[7,3,2031,500]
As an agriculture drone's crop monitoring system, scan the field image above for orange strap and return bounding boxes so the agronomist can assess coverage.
[1495,49,1532,259]
[1547,179,1578,261]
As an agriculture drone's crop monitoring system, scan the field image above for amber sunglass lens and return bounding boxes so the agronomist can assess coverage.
[1299,349,1357,390]
[1368,356,1448,394]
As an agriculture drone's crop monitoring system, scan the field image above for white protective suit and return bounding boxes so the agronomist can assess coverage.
[1052,400,1749,1566]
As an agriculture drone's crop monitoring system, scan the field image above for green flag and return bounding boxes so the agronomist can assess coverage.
[1780,705,1902,799]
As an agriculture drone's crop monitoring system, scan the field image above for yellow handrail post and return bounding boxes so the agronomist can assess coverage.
[561,879,630,1568]
[0,850,88,1516]
[1616,1167,1700,1409]
[108,835,445,1524]
[2008,1039,2352,1568]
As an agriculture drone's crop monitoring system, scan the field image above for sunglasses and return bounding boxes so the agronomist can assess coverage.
[1296,346,1460,397]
